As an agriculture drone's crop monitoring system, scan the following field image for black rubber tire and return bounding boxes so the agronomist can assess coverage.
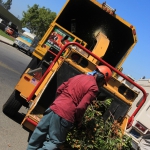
[3,90,22,117]
[12,43,15,47]
[26,51,31,57]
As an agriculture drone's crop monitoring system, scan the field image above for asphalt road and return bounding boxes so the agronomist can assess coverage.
[0,42,32,150]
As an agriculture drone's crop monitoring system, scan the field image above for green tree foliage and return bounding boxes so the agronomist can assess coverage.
[3,0,12,10]
[21,4,56,38]
[64,99,132,150]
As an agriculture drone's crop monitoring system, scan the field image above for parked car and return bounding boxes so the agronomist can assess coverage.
[27,37,40,56]
[5,26,14,35]
[5,26,19,38]
[13,32,39,57]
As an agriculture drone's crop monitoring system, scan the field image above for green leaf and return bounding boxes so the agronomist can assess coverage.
[21,4,56,38]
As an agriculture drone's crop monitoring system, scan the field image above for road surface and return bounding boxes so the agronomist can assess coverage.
[0,42,32,150]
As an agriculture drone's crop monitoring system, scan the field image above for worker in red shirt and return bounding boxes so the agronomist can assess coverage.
[27,65,112,150]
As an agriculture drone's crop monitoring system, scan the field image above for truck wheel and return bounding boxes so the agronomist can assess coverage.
[2,90,22,117]
[26,51,31,56]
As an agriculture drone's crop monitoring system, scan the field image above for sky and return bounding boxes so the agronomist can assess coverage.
[8,0,150,80]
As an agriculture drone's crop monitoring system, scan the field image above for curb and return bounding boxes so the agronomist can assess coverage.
[0,39,13,46]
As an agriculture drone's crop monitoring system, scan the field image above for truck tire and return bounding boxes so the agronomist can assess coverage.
[2,90,22,117]
[12,43,15,47]
[26,51,31,57]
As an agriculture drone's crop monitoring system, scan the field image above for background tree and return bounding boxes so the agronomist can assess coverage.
[21,4,56,38]
[3,0,12,10]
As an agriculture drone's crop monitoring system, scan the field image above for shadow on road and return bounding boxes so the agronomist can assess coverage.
[3,111,32,142]
[3,111,25,124]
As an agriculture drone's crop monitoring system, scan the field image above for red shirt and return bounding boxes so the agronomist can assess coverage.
[50,74,99,123]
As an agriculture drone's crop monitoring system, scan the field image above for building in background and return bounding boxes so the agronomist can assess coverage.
[126,79,150,150]
[0,5,22,31]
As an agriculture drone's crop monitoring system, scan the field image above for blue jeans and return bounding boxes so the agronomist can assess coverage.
[27,108,73,150]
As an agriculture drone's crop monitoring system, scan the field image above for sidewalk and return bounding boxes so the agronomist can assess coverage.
[0,35,13,46]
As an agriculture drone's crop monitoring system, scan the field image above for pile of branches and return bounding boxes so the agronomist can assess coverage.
[64,99,132,150]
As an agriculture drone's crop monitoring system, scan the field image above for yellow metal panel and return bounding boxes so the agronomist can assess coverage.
[90,0,137,69]
[15,74,38,99]
[90,0,137,40]
[55,23,87,47]
[120,116,129,134]
[38,23,55,46]
[105,84,132,105]
[32,23,55,60]
[108,77,122,90]
[32,22,87,60]
[32,46,47,60]
[65,58,95,74]
[88,32,110,64]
